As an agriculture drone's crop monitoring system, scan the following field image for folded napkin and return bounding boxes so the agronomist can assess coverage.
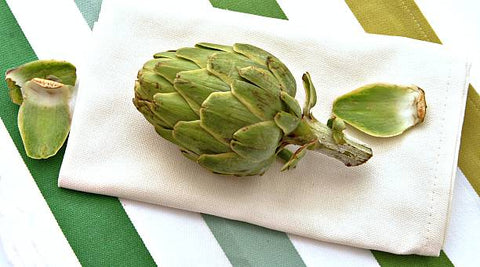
[59,0,470,256]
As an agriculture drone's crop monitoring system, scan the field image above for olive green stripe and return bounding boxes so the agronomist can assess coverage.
[459,85,480,196]
[209,0,287,20]
[0,1,156,266]
[345,0,462,265]
[202,215,306,267]
[345,0,441,43]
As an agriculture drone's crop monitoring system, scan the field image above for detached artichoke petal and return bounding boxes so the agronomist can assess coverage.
[5,60,76,105]
[332,83,426,137]
[18,78,71,159]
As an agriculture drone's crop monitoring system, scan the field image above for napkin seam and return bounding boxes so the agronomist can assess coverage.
[399,0,432,42]
[423,68,451,252]
[441,61,472,251]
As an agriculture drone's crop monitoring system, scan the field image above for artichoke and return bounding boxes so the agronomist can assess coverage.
[133,43,372,176]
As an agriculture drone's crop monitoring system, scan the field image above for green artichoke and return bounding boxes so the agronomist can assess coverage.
[133,43,372,176]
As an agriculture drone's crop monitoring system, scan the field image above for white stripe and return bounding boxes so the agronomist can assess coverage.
[443,169,480,267]
[279,1,379,265]
[5,0,92,66]
[416,0,480,90]
[277,0,364,34]
[120,200,231,267]
[0,119,80,266]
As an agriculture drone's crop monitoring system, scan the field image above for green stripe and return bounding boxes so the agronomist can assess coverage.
[203,215,305,266]
[345,0,462,265]
[0,1,156,266]
[75,0,102,29]
[459,85,480,196]
[201,1,306,266]
[209,0,287,20]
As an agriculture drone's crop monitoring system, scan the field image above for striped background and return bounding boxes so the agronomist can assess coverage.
[1,0,479,266]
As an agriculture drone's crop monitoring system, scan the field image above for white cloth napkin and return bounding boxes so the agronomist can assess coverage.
[59,0,470,256]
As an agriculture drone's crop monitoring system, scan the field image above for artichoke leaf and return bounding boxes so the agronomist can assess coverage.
[18,78,71,159]
[233,43,296,96]
[238,66,281,95]
[200,91,261,141]
[302,72,317,118]
[196,43,233,52]
[154,58,199,83]
[267,57,296,97]
[274,111,300,135]
[281,141,316,171]
[5,60,76,105]
[176,47,223,68]
[133,94,171,129]
[154,126,183,147]
[174,69,230,114]
[206,52,266,84]
[173,120,230,155]
[280,91,302,118]
[137,70,176,99]
[332,83,426,137]
[153,51,178,59]
[152,92,198,127]
[231,121,282,161]
[231,80,282,120]
[198,152,276,176]
[327,117,346,144]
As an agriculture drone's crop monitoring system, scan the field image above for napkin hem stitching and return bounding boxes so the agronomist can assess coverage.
[423,68,451,253]
[399,0,431,42]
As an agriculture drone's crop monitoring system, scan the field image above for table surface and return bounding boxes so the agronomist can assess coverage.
[1,0,479,266]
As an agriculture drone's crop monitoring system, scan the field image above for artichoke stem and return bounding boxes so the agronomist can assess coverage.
[307,120,372,166]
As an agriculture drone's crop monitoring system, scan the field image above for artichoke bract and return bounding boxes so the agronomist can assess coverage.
[5,60,76,159]
[332,83,426,137]
[133,43,372,176]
